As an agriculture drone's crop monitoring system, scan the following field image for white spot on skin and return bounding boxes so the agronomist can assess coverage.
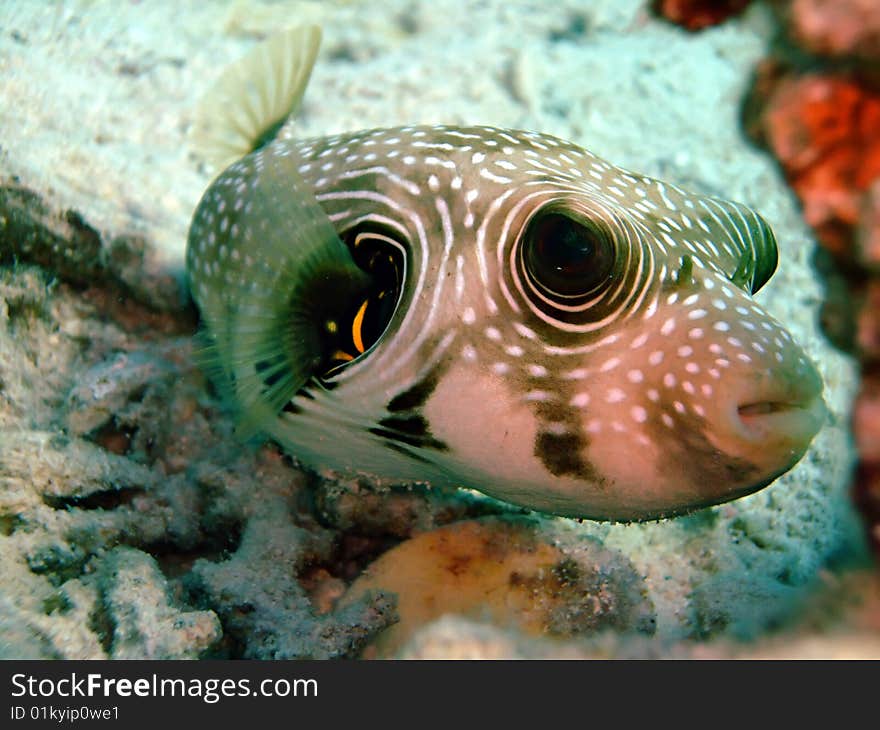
[630,406,647,423]
[600,357,621,372]
[627,369,644,383]
[570,392,590,408]
[630,333,649,349]
[661,318,676,336]
[528,364,548,377]
[543,422,569,436]
[606,388,626,403]
[462,307,476,324]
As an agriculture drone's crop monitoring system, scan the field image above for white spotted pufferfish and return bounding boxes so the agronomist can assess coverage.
[186,27,826,521]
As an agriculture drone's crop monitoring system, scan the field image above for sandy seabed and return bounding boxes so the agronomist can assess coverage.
[0,0,876,659]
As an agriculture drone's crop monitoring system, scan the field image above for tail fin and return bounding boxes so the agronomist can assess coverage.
[189,25,322,172]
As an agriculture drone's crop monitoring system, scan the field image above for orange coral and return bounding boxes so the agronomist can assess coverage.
[762,75,880,256]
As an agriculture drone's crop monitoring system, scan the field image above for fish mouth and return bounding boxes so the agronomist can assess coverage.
[729,345,826,438]
[733,380,827,446]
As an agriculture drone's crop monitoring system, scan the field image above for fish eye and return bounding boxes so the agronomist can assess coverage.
[321,225,406,377]
[523,212,616,299]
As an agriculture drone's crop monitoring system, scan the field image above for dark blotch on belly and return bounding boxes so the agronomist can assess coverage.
[378,415,430,436]
[370,414,448,452]
[386,368,442,412]
[534,431,602,483]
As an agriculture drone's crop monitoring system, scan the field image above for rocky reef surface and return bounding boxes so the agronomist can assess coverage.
[0,0,870,658]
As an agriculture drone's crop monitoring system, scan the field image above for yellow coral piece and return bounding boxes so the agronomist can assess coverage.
[341,518,575,658]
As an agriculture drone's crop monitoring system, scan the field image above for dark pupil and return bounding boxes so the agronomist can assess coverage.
[525,213,613,297]
[321,228,404,377]
[349,245,400,349]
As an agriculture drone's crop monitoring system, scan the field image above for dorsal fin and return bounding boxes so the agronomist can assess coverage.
[636,176,780,294]
[189,25,322,172]
[697,197,778,294]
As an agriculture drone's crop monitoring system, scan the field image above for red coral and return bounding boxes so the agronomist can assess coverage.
[652,0,753,31]
[760,74,880,257]
[787,0,880,64]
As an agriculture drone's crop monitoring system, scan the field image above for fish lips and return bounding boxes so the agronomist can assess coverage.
[720,354,828,469]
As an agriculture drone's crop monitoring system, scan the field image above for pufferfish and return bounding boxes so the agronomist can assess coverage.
[186,26,826,521]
